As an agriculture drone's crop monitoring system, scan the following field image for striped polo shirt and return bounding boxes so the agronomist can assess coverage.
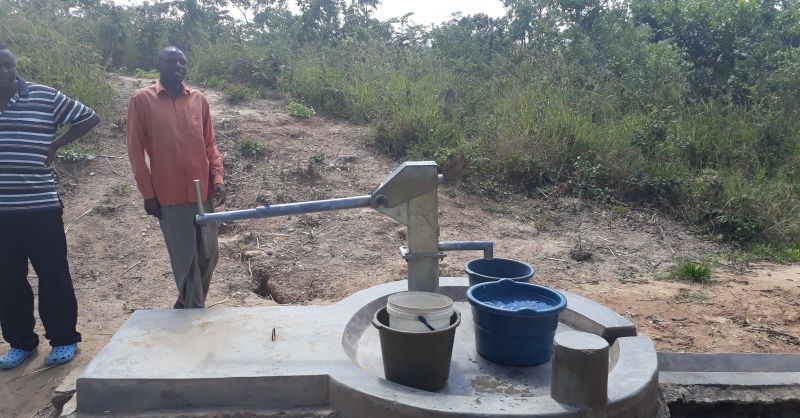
[0,77,95,212]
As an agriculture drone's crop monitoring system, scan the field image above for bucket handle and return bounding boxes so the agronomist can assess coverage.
[417,315,436,331]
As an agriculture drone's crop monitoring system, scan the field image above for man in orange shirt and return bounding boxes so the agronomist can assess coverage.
[126,46,225,309]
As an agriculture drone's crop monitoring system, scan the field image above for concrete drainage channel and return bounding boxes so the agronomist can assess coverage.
[657,352,800,417]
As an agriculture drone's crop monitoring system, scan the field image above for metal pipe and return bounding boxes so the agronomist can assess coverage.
[195,195,372,224]
[438,240,494,260]
[193,179,211,255]
[193,179,205,215]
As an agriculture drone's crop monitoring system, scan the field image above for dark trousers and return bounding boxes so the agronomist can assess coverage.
[0,208,81,351]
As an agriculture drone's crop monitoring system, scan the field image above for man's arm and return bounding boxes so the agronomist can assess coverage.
[202,96,225,206]
[126,95,161,219]
[45,113,101,166]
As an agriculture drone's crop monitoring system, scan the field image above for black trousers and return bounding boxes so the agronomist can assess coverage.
[0,208,81,351]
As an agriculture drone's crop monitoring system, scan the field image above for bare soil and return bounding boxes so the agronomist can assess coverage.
[2,75,799,417]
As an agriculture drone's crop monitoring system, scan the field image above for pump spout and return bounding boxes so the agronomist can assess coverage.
[438,240,494,260]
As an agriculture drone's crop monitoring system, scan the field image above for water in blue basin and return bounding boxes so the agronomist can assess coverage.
[481,299,553,311]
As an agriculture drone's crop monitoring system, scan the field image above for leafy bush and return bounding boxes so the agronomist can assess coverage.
[238,138,266,158]
[286,99,315,118]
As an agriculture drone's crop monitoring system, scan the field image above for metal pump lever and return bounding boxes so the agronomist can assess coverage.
[193,161,492,293]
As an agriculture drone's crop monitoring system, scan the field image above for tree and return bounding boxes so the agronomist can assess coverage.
[295,0,344,42]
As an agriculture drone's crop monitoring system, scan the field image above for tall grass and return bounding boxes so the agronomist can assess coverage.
[252,41,800,247]
[4,0,797,250]
[0,6,114,113]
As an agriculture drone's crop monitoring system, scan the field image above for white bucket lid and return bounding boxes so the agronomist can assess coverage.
[387,291,454,314]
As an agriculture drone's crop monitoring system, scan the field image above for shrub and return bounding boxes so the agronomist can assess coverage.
[286,99,316,119]
[238,138,266,158]
[286,99,315,118]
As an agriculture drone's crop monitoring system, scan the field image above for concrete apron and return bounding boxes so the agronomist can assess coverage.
[76,277,659,417]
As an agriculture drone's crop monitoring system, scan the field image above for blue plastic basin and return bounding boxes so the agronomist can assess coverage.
[467,278,567,366]
[465,258,535,287]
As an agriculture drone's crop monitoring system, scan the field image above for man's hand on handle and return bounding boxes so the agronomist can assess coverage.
[143,184,222,219]
[144,198,161,220]
[214,183,226,207]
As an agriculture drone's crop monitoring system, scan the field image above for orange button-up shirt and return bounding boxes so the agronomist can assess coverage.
[126,82,223,206]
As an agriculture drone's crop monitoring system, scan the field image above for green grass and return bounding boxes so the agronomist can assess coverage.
[58,147,95,163]
[673,288,710,303]
[747,243,800,263]
[111,183,132,196]
[224,83,253,104]
[668,260,713,283]
[134,68,159,79]
[0,6,114,115]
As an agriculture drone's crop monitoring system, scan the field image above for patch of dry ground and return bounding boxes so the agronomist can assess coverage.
[2,75,798,417]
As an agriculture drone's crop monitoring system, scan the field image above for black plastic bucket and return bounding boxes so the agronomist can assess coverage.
[372,307,461,391]
[465,257,535,287]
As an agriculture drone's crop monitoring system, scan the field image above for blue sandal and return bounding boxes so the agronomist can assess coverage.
[45,344,77,366]
[0,347,36,369]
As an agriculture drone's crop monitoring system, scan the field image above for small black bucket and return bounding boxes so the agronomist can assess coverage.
[372,307,461,391]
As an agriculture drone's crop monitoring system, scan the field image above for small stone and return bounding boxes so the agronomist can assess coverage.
[243,249,267,259]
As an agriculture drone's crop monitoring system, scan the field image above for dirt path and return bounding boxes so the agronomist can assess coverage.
[2,75,799,417]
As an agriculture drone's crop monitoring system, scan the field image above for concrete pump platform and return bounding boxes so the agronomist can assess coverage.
[74,277,659,417]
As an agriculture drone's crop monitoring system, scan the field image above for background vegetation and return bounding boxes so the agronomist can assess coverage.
[2,0,799,251]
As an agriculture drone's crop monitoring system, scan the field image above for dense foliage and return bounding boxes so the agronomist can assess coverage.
[2,0,799,249]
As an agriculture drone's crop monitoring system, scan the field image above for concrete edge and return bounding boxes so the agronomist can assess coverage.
[51,366,86,416]
[658,352,800,387]
[559,291,637,342]
[605,336,660,418]
[659,371,800,386]
[76,375,330,414]
[658,351,800,373]
[327,372,578,418]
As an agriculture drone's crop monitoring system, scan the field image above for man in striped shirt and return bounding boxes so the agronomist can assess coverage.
[0,45,100,369]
